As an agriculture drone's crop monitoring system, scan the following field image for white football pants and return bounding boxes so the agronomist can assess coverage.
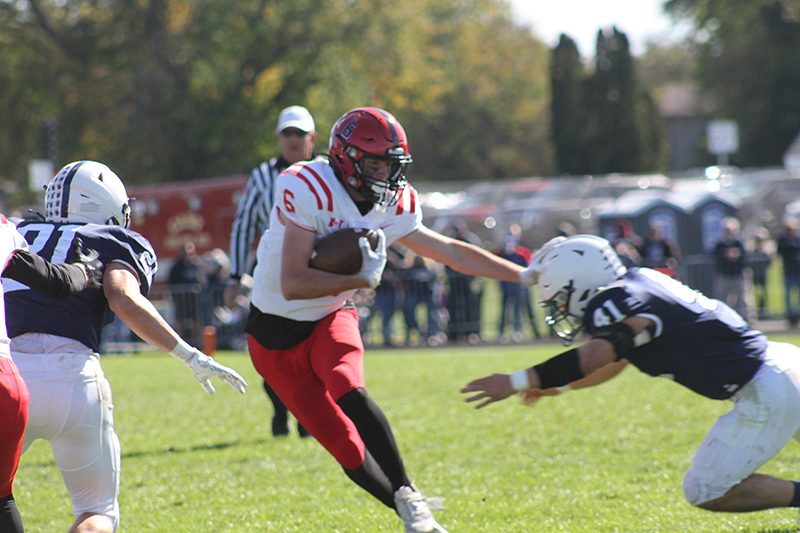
[12,333,120,531]
[683,341,800,506]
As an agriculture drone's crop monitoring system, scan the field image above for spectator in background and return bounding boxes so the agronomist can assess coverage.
[444,219,482,344]
[202,248,231,325]
[612,221,642,268]
[713,217,751,322]
[521,284,543,340]
[640,225,680,278]
[748,227,773,319]
[229,105,318,438]
[373,246,404,347]
[399,255,441,346]
[168,241,206,345]
[495,225,527,343]
[777,220,800,327]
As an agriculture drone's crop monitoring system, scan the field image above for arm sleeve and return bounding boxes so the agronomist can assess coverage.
[4,249,88,300]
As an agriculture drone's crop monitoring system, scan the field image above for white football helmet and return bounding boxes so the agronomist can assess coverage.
[44,161,131,227]
[537,235,627,343]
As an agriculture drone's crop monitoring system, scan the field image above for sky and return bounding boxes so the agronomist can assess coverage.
[507,0,693,57]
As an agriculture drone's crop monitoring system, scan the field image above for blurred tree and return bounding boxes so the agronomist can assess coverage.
[550,35,586,175]
[637,41,697,93]
[0,0,556,198]
[399,0,555,181]
[665,0,800,166]
[550,27,668,175]
[584,28,642,173]
[0,0,348,186]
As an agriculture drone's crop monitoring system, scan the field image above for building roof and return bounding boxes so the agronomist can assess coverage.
[659,83,717,118]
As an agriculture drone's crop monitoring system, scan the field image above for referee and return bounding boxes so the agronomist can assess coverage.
[229,105,318,438]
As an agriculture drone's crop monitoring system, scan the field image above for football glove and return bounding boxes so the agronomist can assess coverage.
[359,228,387,290]
[173,345,248,395]
[519,235,567,286]
[67,237,104,289]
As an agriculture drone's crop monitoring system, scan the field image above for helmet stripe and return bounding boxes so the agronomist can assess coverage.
[373,108,400,148]
[60,161,86,220]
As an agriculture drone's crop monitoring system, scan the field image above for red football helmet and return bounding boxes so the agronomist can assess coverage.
[328,107,413,206]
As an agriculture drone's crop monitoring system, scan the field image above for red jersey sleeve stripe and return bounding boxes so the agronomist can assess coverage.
[396,186,416,215]
[395,190,404,215]
[304,167,333,212]
[286,168,323,210]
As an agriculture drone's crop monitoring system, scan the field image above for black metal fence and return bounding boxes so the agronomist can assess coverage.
[100,254,789,354]
[100,271,552,353]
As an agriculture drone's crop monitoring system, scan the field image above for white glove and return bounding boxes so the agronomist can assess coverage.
[359,228,387,289]
[170,341,248,395]
[519,235,567,286]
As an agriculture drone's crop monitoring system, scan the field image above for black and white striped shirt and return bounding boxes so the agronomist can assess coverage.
[229,157,285,280]
[229,155,323,279]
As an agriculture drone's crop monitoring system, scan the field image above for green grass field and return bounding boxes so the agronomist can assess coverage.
[15,335,800,532]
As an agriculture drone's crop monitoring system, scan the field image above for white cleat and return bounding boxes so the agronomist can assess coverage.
[394,485,449,533]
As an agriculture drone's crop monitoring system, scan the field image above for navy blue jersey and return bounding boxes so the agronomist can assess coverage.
[4,221,157,352]
[584,268,766,400]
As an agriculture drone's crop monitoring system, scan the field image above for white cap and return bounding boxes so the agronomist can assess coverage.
[276,105,315,134]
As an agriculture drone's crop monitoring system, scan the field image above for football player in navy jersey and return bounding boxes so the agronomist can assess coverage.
[1,214,102,533]
[4,161,248,533]
[463,235,800,518]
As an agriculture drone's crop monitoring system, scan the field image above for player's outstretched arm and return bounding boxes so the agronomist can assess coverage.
[400,225,525,284]
[461,338,619,409]
[519,360,629,405]
[103,263,247,395]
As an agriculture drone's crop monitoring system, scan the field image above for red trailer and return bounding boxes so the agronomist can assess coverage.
[128,175,249,271]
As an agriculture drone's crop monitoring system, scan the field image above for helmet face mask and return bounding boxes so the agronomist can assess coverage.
[44,161,131,227]
[329,107,412,206]
[537,235,627,344]
[541,282,585,344]
[350,152,408,205]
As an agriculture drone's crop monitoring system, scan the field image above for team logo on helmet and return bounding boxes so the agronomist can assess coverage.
[340,121,359,140]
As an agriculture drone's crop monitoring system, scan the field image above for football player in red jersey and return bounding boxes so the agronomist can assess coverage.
[246,107,537,532]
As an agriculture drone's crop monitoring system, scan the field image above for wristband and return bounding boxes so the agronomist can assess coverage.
[555,384,573,393]
[509,369,531,392]
[169,339,195,361]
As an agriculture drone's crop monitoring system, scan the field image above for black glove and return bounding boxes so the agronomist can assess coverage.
[67,237,105,289]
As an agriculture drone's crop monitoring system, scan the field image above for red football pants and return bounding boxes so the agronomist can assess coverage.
[248,307,367,469]
[0,357,29,497]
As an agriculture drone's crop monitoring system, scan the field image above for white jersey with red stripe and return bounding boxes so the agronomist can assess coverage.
[250,159,423,321]
[0,214,28,357]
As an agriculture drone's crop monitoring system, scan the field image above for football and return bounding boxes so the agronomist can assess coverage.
[309,228,380,275]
